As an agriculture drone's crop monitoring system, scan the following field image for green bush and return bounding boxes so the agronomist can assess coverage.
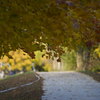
[91,66,100,72]
[61,47,77,71]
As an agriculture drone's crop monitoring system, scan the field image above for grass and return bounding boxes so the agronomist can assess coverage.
[0,71,44,100]
[77,71,100,82]
[1,70,99,100]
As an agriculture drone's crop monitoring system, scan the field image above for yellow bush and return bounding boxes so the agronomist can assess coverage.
[25,60,32,65]
[2,65,9,70]
[16,58,21,62]
[43,64,51,72]
[26,65,32,71]
[11,65,16,70]
[2,56,9,63]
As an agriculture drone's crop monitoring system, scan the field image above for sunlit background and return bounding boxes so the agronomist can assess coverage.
[0,44,100,78]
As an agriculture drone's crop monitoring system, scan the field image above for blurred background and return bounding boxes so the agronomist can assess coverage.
[0,44,100,78]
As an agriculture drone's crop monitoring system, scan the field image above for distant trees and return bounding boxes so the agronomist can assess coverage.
[61,47,77,71]
[0,49,33,73]
[0,49,52,72]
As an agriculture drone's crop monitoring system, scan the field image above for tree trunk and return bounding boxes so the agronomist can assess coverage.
[61,61,64,71]
[76,47,83,71]
[83,48,90,71]
[76,46,90,71]
[52,57,63,71]
[52,57,57,71]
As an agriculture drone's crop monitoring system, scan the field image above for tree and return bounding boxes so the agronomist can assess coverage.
[0,49,33,73]
[61,47,77,71]
[0,0,100,70]
[76,46,91,71]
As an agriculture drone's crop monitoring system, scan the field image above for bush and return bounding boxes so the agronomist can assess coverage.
[43,64,51,72]
[61,47,77,71]
[91,66,100,72]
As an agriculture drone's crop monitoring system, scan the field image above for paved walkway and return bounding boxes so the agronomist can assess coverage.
[37,71,100,100]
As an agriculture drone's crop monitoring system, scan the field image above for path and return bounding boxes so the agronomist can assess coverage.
[37,71,100,100]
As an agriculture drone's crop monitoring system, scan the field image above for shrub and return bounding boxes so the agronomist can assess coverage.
[43,64,51,72]
[91,66,100,72]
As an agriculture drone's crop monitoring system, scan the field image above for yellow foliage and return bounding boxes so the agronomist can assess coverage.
[9,59,13,63]
[22,56,28,59]
[16,58,21,62]
[98,53,100,58]
[2,56,9,63]
[21,62,25,66]
[11,65,16,70]
[43,64,51,71]
[34,58,39,62]
[94,44,100,58]
[2,66,9,70]
[17,63,22,67]
[9,51,14,56]
[25,60,32,65]
[8,49,33,71]
[18,67,22,71]
[94,48,99,52]
[26,66,32,71]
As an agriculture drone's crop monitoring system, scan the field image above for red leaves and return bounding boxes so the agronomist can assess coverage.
[86,40,94,47]
[84,32,89,38]
[93,19,98,25]
[57,58,61,62]
[65,13,67,17]
[93,19,99,30]
[54,53,58,57]
[96,38,100,43]
[29,52,35,59]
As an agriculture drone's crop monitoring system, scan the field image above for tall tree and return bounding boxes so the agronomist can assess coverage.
[0,0,100,70]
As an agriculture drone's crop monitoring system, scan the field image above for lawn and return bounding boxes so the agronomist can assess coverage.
[0,71,44,100]
[0,70,99,100]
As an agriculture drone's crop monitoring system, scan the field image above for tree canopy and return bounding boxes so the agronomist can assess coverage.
[0,0,100,60]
